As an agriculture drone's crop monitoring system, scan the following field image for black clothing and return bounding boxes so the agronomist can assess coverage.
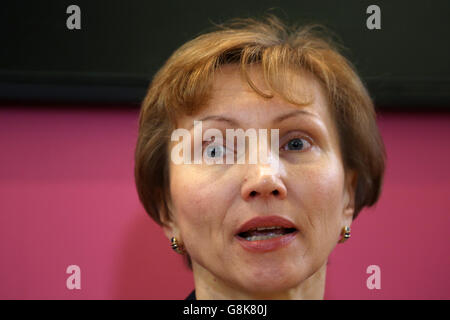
[185,290,196,300]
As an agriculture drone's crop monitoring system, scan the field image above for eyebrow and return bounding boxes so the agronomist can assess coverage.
[189,109,319,130]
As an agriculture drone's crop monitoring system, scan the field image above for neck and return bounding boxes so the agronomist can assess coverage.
[192,262,327,300]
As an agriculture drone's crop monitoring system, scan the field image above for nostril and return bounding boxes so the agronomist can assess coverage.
[248,189,281,198]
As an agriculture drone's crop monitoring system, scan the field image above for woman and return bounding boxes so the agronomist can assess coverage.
[134,15,385,300]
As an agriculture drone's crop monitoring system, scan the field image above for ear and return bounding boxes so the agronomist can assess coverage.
[159,200,181,241]
[342,169,357,226]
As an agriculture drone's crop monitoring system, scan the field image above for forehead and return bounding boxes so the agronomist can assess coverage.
[178,64,334,130]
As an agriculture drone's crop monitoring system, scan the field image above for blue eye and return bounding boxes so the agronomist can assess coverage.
[204,144,225,159]
[283,137,310,151]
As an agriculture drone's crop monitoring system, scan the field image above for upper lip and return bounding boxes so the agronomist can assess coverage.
[235,215,298,236]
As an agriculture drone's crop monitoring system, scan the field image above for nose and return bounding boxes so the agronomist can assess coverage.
[241,164,287,201]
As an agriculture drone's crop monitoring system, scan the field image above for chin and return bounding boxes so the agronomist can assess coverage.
[236,264,309,295]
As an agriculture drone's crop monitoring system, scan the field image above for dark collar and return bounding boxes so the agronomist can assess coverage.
[185,289,196,300]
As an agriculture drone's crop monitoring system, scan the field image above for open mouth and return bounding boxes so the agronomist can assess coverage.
[234,215,299,252]
[237,226,297,241]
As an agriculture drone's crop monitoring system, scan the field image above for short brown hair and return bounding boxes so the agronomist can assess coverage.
[135,15,386,227]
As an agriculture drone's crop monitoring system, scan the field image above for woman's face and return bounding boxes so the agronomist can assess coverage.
[165,65,356,297]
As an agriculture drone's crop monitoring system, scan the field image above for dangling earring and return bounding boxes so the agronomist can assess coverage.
[339,226,351,243]
[170,237,185,254]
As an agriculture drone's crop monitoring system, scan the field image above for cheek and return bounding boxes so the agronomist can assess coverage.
[311,166,344,208]
[288,160,345,230]
[169,165,236,241]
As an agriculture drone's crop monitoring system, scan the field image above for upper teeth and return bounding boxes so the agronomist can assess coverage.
[253,226,282,231]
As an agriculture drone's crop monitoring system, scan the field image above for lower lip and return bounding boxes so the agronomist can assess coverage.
[235,231,298,253]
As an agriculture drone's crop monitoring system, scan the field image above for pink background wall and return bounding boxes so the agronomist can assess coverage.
[0,106,449,299]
